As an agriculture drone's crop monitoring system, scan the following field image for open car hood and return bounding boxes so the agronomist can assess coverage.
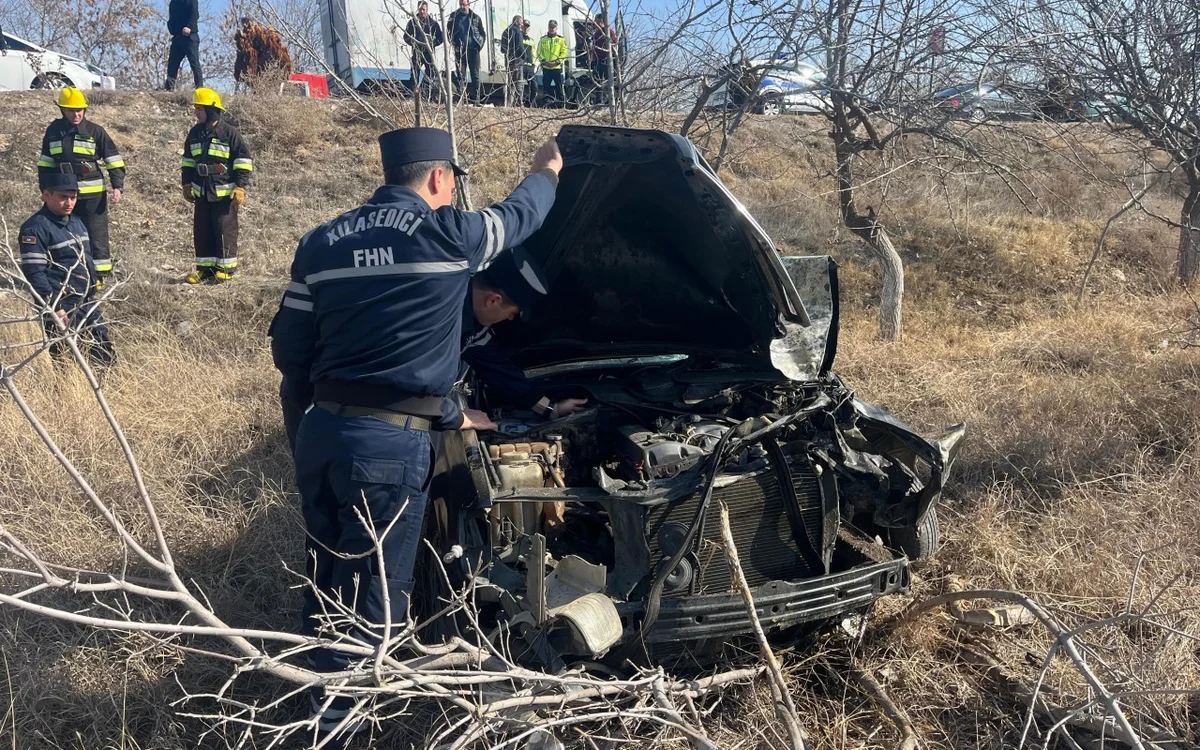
[503,126,834,381]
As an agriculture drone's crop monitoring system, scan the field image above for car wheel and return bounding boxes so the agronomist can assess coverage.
[968,106,987,122]
[33,73,72,90]
[758,97,782,116]
[890,507,940,561]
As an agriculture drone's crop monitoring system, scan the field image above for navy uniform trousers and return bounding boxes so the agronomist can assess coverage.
[294,404,433,672]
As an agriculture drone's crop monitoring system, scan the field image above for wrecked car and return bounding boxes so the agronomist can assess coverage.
[419,125,965,670]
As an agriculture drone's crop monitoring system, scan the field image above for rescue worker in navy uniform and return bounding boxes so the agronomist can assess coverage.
[18,173,115,368]
[275,246,586,452]
[268,127,562,742]
[181,88,253,284]
[37,88,126,287]
[461,246,587,418]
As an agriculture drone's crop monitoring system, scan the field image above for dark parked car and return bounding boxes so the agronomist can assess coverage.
[418,125,965,670]
[932,83,1038,121]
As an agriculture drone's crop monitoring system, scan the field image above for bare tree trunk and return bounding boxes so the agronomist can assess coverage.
[833,135,903,340]
[870,228,904,339]
[1179,181,1200,283]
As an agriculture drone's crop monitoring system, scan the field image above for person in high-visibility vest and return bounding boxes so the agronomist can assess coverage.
[537,20,569,106]
[180,88,253,284]
[36,88,126,286]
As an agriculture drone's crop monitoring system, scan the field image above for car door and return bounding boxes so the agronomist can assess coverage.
[0,36,34,90]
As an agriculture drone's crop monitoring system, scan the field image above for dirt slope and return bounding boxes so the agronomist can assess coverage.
[0,90,1196,748]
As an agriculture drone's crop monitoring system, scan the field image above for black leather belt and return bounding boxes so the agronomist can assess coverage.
[315,401,431,431]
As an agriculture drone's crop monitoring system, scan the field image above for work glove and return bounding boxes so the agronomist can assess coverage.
[182,185,195,203]
[232,187,246,208]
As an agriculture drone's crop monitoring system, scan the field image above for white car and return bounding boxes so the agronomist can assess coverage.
[0,31,116,91]
[709,58,828,115]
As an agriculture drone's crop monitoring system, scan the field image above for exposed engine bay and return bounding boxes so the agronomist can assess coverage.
[425,373,964,671]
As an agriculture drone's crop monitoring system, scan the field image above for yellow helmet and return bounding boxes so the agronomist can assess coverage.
[56,87,88,109]
[193,87,225,110]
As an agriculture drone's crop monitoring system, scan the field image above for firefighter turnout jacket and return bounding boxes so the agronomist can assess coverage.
[269,169,558,431]
[18,207,95,313]
[181,120,253,201]
[37,119,125,196]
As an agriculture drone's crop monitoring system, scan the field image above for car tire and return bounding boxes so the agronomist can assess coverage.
[968,106,987,122]
[758,97,782,116]
[33,73,72,90]
[890,507,940,561]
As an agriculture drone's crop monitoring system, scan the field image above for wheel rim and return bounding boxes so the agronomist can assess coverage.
[36,74,68,90]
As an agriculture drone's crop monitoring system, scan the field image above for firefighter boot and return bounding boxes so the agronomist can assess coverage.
[185,269,216,285]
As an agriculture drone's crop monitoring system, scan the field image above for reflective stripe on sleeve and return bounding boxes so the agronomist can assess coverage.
[37,155,56,168]
[305,260,469,285]
[478,207,506,268]
[287,281,311,296]
[103,155,126,168]
[232,158,253,171]
[282,297,314,312]
[182,157,197,168]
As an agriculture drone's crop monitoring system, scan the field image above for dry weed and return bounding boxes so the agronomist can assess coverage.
[0,90,1196,748]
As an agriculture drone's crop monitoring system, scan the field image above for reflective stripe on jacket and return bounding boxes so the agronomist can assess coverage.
[181,118,253,202]
[18,206,95,312]
[537,34,568,67]
[37,118,126,195]
[268,170,558,430]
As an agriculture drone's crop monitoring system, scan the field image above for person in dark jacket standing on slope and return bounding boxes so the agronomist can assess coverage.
[404,1,445,97]
[500,15,526,106]
[37,88,126,287]
[446,0,485,103]
[165,0,203,90]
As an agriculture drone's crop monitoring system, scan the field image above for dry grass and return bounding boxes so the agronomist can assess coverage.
[0,90,1197,748]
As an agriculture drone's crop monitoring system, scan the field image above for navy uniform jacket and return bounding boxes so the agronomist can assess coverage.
[269,169,558,430]
[460,296,541,408]
[18,207,95,313]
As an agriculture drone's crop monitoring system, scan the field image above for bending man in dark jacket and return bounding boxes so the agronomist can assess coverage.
[165,0,203,90]
[460,246,586,419]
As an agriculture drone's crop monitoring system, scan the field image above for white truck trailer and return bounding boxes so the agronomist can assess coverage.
[321,0,599,95]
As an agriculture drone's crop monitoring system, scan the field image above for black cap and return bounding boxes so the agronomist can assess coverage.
[485,246,549,321]
[378,127,467,180]
[41,173,78,192]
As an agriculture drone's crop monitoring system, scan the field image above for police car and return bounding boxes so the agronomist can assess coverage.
[0,31,117,92]
[708,57,828,116]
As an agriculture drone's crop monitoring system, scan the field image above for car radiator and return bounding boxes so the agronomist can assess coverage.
[646,454,825,596]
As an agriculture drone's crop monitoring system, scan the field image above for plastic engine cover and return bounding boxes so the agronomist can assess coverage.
[615,424,709,479]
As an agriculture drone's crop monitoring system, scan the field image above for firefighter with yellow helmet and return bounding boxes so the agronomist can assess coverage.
[36,88,126,286]
[181,88,253,284]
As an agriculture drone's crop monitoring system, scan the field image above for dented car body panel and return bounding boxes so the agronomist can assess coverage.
[418,126,964,670]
